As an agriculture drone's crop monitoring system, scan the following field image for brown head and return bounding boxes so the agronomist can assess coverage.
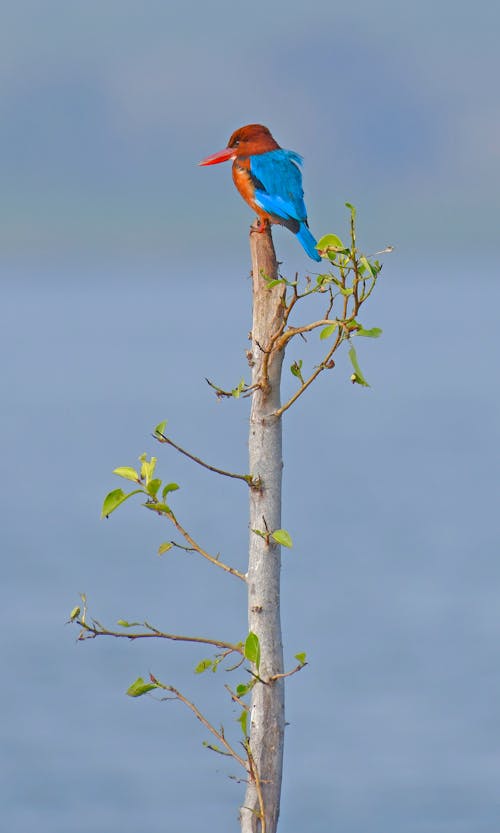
[199,124,280,166]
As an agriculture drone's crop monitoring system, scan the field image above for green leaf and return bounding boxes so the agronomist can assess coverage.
[194,658,212,674]
[113,466,140,483]
[162,483,179,500]
[251,528,267,540]
[265,278,284,289]
[231,378,246,398]
[320,322,338,340]
[272,528,293,548]
[345,202,357,219]
[101,488,144,519]
[126,677,158,697]
[154,420,167,437]
[356,326,382,338]
[158,542,173,555]
[117,619,141,627]
[139,454,157,485]
[316,233,346,252]
[294,652,307,665]
[146,478,162,497]
[339,286,354,296]
[202,741,226,755]
[238,709,248,737]
[358,256,375,278]
[236,682,252,697]
[348,345,370,387]
[69,606,80,621]
[290,360,304,382]
[315,274,333,287]
[143,502,171,515]
[244,632,261,671]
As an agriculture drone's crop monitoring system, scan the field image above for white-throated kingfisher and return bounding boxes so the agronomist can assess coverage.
[199,124,321,262]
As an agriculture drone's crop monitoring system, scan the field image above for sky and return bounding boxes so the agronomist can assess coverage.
[1,3,499,832]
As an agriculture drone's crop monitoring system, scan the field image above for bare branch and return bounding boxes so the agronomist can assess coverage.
[269,661,308,682]
[151,678,248,770]
[165,509,246,582]
[246,741,267,833]
[76,618,243,654]
[205,377,260,400]
[155,431,256,486]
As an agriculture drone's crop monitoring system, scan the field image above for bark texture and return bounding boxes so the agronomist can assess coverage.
[240,226,285,833]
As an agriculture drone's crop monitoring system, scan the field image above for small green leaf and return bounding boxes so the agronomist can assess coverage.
[113,466,140,483]
[290,360,304,382]
[117,620,141,627]
[244,632,261,671]
[320,322,338,340]
[315,274,333,287]
[162,483,179,500]
[236,682,252,697]
[294,652,307,665]
[139,455,157,485]
[126,677,158,697]
[272,529,293,548]
[202,741,226,755]
[101,488,144,519]
[251,528,267,540]
[348,345,370,387]
[339,286,354,296]
[154,420,167,437]
[231,378,246,398]
[158,542,173,555]
[265,279,284,289]
[143,502,171,515]
[69,606,80,621]
[345,202,357,219]
[358,256,375,278]
[356,326,382,338]
[146,478,162,497]
[238,709,248,737]
[316,233,346,252]
[194,658,213,674]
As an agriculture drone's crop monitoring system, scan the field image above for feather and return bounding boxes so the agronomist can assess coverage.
[250,150,307,223]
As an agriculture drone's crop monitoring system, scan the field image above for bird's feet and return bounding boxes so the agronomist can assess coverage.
[250,218,269,234]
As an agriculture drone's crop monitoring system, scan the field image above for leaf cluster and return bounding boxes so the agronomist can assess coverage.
[101,452,179,519]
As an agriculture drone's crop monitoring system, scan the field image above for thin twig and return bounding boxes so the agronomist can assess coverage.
[205,377,260,399]
[165,509,246,582]
[152,679,247,769]
[273,339,340,418]
[246,742,266,833]
[76,619,243,654]
[224,683,250,710]
[269,661,308,682]
[155,431,255,486]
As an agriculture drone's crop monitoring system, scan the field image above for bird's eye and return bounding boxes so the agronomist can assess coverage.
[233,139,240,147]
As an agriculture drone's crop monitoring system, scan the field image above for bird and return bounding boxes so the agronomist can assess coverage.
[199,124,321,262]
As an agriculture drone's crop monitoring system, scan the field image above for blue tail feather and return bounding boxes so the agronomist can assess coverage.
[296,223,321,262]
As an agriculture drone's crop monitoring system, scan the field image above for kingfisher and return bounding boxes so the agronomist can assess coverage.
[199,124,321,262]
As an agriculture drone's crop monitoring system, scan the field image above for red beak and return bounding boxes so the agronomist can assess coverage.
[198,147,236,166]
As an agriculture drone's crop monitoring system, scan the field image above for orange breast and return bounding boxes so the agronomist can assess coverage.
[232,160,269,222]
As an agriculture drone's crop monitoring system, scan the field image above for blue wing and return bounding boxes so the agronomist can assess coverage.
[250,149,308,226]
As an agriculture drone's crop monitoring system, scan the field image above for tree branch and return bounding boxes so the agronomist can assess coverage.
[151,678,248,770]
[76,618,243,654]
[155,430,256,486]
[165,509,246,581]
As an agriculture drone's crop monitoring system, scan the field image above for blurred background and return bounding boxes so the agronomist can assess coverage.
[1,2,499,831]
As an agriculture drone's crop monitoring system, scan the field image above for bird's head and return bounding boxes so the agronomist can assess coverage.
[199,124,280,166]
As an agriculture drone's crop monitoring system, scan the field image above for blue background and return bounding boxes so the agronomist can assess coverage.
[2,2,499,831]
